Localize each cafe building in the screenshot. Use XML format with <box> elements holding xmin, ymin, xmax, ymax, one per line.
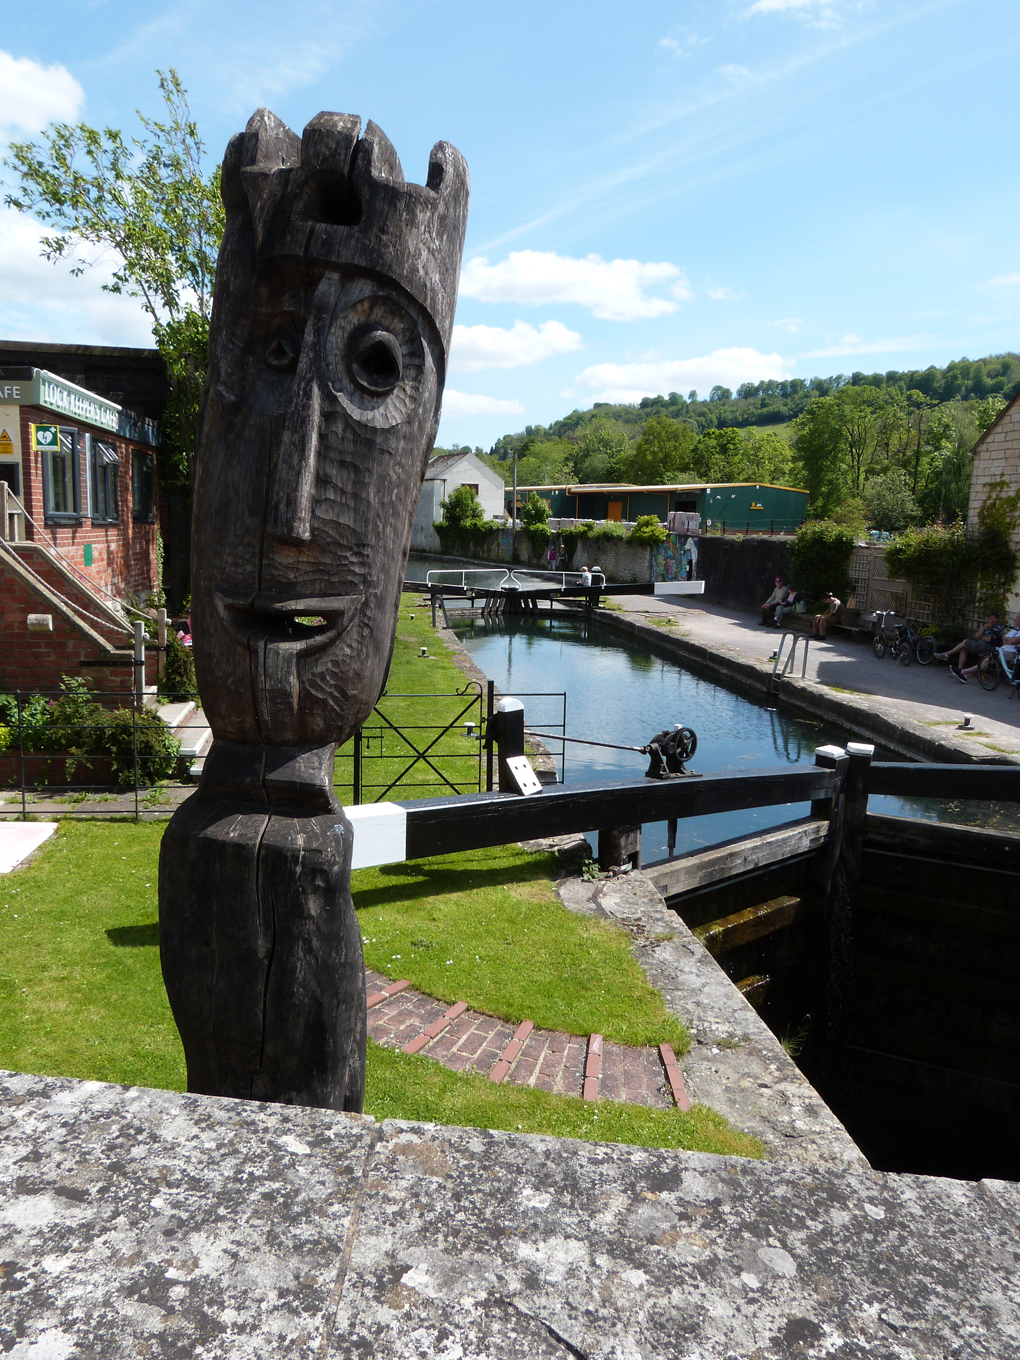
<box><xmin>0</xmin><ymin>366</ymin><xmax>161</xmax><ymax>601</ymax></box>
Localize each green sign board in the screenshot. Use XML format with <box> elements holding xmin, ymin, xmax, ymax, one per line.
<box><xmin>31</xmin><ymin>424</ymin><xmax>59</xmax><ymax>451</ymax></box>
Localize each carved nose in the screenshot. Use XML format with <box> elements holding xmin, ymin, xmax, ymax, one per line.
<box><xmin>267</xmin><ymin>326</ymin><xmax>320</xmax><ymax>545</ymax></box>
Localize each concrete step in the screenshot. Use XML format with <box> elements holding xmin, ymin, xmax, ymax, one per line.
<box><xmin>181</xmin><ymin>706</ymin><xmax>212</xmax><ymax>780</ymax></box>
<box><xmin>157</xmin><ymin>700</ymin><xmax>196</xmax><ymax>729</ymax></box>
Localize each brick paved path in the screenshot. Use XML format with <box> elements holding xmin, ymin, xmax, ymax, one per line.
<box><xmin>366</xmin><ymin>968</ymin><xmax>688</xmax><ymax>1110</ymax></box>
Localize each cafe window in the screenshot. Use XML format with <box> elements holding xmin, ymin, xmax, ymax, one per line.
<box><xmin>43</xmin><ymin>427</ymin><xmax>81</xmax><ymax>522</ymax></box>
<box><xmin>90</xmin><ymin>439</ymin><xmax>120</xmax><ymax>522</ymax></box>
<box><xmin>131</xmin><ymin>450</ymin><xmax>155</xmax><ymax>522</ymax></box>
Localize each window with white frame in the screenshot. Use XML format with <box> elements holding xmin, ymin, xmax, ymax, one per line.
<box><xmin>90</xmin><ymin>439</ymin><xmax>120</xmax><ymax>522</ymax></box>
<box><xmin>43</xmin><ymin>427</ymin><xmax>81</xmax><ymax>521</ymax></box>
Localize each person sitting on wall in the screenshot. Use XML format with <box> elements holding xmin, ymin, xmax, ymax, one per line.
<box><xmin>1001</xmin><ymin>611</ymin><xmax>1020</xmax><ymax>671</ymax></box>
<box><xmin>812</xmin><ymin>592</ymin><xmax>841</xmax><ymax>638</ymax></box>
<box><xmin>938</xmin><ymin>612</ymin><xmax>1004</xmax><ymax>684</ymax></box>
<box><xmin>761</xmin><ymin>577</ymin><xmax>787</xmax><ymax>626</ymax></box>
<box><xmin>773</xmin><ymin>586</ymin><xmax>799</xmax><ymax>627</ymax></box>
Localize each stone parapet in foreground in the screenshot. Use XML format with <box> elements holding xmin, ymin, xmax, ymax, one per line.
<box><xmin>1</xmin><ymin>1071</ymin><xmax>1018</xmax><ymax>1358</ymax></box>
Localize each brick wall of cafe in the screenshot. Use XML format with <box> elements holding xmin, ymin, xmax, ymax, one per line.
<box><xmin>15</xmin><ymin>403</ymin><xmax>158</xmax><ymax>602</ymax></box>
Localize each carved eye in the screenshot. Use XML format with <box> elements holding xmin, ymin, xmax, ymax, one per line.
<box><xmin>264</xmin><ymin>311</ymin><xmax>305</xmax><ymax>372</ymax></box>
<box><xmin>348</xmin><ymin>326</ymin><xmax>402</xmax><ymax>395</ymax></box>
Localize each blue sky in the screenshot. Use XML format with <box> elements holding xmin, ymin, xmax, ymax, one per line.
<box><xmin>0</xmin><ymin>0</ymin><xmax>1017</xmax><ymax>448</ymax></box>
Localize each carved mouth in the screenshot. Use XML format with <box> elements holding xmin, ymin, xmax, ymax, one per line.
<box><xmin>215</xmin><ymin>589</ymin><xmax>363</xmax><ymax>656</ymax></box>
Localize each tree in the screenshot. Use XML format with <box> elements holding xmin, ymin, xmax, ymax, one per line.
<box><xmin>520</xmin><ymin>490</ymin><xmax>550</xmax><ymax>528</ymax></box>
<box><xmin>628</xmin><ymin>416</ymin><xmax>696</xmax><ymax>484</ymax></box>
<box><xmin>739</xmin><ymin>428</ymin><xmax>794</xmax><ymax>485</ymax></box>
<box><xmin>572</xmin><ymin>417</ymin><xmax>631</xmax><ymax>482</ymax></box>
<box><xmin>516</xmin><ymin>438</ymin><xmax>574</xmax><ymax>487</ymax></box>
<box><xmin>863</xmin><ymin>469</ymin><xmax>919</xmax><ymax>531</ymax></box>
<box><xmin>792</xmin><ymin>384</ymin><xmax>899</xmax><ymax>514</ymax></box>
<box><xmin>440</xmin><ymin>484</ymin><xmax>485</xmax><ymax>530</ymax></box>
<box><xmin>690</xmin><ymin>428</ymin><xmax>744</xmax><ymax>481</ymax></box>
<box><xmin>4</xmin><ymin>70</ymin><xmax>224</xmax><ymax>486</ymax></box>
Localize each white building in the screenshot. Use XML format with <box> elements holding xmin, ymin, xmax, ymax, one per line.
<box><xmin>412</xmin><ymin>451</ymin><xmax>506</xmax><ymax>553</ymax></box>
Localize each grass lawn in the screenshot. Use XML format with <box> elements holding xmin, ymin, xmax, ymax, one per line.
<box><xmin>355</xmin><ymin>845</ymin><xmax>689</xmax><ymax>1050</ymax></box>
<box><xmin>335</xmin><ymin>595</ymin><xmax>486</xmax><ymax>802</ymax></box>
<box><xmin>0</xmin><ymin>819</ymin><xmax>761</xmax><ymax>1156</ymax></box>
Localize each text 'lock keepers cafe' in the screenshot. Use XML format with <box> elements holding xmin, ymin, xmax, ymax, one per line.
<box><xmin>0</xmin><ymin>367</ymin><xmax>161</xmax><ymax>602</ymax></box>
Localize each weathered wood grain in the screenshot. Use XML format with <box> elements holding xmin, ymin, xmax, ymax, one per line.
<box><xmin>160</xmin><ymin>109</ymin><xmax>468</xmax><ymax>1111</ymax></box>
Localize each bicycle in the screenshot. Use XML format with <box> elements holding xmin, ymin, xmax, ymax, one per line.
<box><xmin>871</xmin><ymin>612</ymin><xmax>935</xmax><ymax>666</ymax></box>
<box><xmin>975</xmin><ymin>643</ymin><xmax>1020</xmax><ymax>693</ymax></box>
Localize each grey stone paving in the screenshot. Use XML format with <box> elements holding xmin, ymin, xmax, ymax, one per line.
<box><xmin>557</xmin><ymin>865</ymin><xmax>868</xmax><ymax>1172</ymax></box>
<box><xmin>2</xmin><ymin>1071</ymin><xmax>1018</xmax><ymax>1358</ymax></box>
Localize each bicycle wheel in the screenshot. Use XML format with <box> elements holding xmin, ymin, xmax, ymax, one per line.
<box><xmin>978</xmin><ymin>656</ymin><xmax>1001</xmax><ymax>691</ymax></box>
<box><xmin>898</xmin><ymin>645</ymin><xmax>912</xmax><ymax>666</ymax></box>
<box><xmin>916</xmin><ymin>635</ymin><xmax>936</xmax><ymax>665</ymax></box>
<box><xmin>872</xmin><ymin>633</ymin><xmax>887</xmax><ymax>659</ymax></box>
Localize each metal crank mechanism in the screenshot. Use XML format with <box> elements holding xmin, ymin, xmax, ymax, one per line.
<box><xmin>643</xmin><ymin>726</ymin><xmax>698</xmax><ymax>779</ymax></box>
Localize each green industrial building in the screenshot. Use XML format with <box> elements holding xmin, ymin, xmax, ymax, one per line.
<box><xmin>506</xmin><ymin>482</ymin><xmax>809</xmax><ymax>534</ymax></box>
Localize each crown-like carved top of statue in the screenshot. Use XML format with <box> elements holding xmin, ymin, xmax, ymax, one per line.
<box><xmin>220</xmin><ymin>109</ymin><xmax>469</xmax><ymax>356</ymax></box>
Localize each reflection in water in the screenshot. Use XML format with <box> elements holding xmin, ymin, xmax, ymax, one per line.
<box><xmin>411</xmin><ymin>557</ymin><xmax>1020</xmax><ymax>842</ymax></box>
<box><xmin>451</xmin><ymin>611</ymin><xmax>866</xmax><ymax>862</ymax></box>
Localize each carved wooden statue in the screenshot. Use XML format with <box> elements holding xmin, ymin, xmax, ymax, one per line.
<box><xmin>158</xmin><ymin>110</ymin><xmax>468</xmax><ymax>1110</ymax></box>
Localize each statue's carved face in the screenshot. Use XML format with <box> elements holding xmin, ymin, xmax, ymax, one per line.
<box><xmin>191</xmin><ymin>258</ymin><xmax>441</xmax><ymax>748</ymax></box>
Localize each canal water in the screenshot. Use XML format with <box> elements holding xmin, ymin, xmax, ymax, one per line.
<box><xmin>438</xmin><ymin>603</ymin><xmax>1007</xmax><ymax>860</ymax></box>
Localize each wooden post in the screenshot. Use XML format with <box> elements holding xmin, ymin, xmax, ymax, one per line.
<box><xmin>841</xmin><ymin>742</ymin><xmax>875</xmax><ymax>886</ymax></box>
<box><xmin>156</xmin><ymin>608</ymin><xmax>167</xmax><ymax>680</ymax></box>
<box><xmin>598</xmin><ymin>825</ymin><xmax>641</xmax><ymax>871</ymax></box>
<box><xmin>158</xmin><ymin>108</ymin><xmax>469</xmax><ymax>1114</ymax></box>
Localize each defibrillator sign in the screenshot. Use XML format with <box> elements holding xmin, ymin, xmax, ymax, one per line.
<box><xmin>31</xmin><ymin>424</ymin><xmax>59</xmax><ymax>451</ymax></box>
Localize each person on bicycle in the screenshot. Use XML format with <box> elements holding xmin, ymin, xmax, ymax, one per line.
<box><xmin>939</xmin><ymin>612</ymin><xmax>1003</xmax><ymax>683</ymax></box>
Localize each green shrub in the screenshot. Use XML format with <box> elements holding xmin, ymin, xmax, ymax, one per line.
<box><xmin>787</xmin><ymin>519</ymin><xmax>855</xmax><ymax>602</ymax></box>
<box><xmin>0</xmin><ymin>677</ymin><xmax>181</xmax><ymax>785</ymax></box>
<box><xmin>884</xmin><ymin>520</ymin><xmax>975</xmax><ymax>594</ymax></box>
<box><xmin>559</xmin><ymin>523</ymin><xmax>592</xmax><ymax>564</ymax></box>
<box><xmin>629</xmin><ymin>515</ymin><xmax>667</xmax><ymax>545</ymax></box>
<box><xmin>159</xmin><ymin>629</ymin><xmax>197</xmax><ymax>696</ymax></box>
<box><xmin>0</xmin><ymin>724</ymin><xmax>10</xmax><ymax>753</ymax></box>
<box><xmin>526</xmin><ymin>523</ymin><xmax>552</xmax><ymax>555</ymax></box>
<box><xmin>589</xmin><ymin>522</ymin><xmax>628</xmax><ymax>542</ymax></box>
<box><xmin>520</xmin><ymin>491</ymin><xmax>550</xmax><ymax>529</ymax></box>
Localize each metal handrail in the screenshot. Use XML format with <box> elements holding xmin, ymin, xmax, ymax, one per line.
<box><xmin>426</xmin><ymin>567</ymin><xmax>511</xmax><ymax>588</ymax></box>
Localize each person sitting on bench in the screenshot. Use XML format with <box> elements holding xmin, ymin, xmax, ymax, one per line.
<box><xmin>773</xmin><ymin>586</ymin><xmax>799</xmax><ymax>627</ymax></box>
<box><xmin>761</xmin><ymin>577</ymin><xmax>787</xmax><ymax>625</ymax></box>
<box><xmin>939</xmin><ymin>612</ymin><xmax>1003</xmax><ymax>683</ymax></box>
<box><xmin>812</xmin><ymin>592</ymin><xmax>841</xmax><ymax>638</ymax></box>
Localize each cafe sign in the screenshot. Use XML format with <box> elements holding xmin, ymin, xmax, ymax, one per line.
<box><xmin>1</xmin><ymin>369</ymin><xmax>121</xmax><ymax>433</ymax></box>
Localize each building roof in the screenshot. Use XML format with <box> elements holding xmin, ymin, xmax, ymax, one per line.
<box><xmin>425</xmin><ymin>450</ymin><xmax>503</xmax><ymax>481</ymax></box>
<box><xmin>512</xmin><ymin>481</ymin><xmax>810</xmax><ymax>495</ymax></box>
<box><xmin>0</xmin><ymin>339</ymin><xmax>168</xmax><ymax>420</ymax></box>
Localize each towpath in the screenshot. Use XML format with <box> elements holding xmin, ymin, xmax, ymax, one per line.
<box><xmin>587</xmin><ymin>593</ymin><xmax>1020</xmax><ymax>764</ymax></box>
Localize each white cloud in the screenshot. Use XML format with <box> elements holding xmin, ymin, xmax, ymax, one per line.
<box><xmin>0</xmin><ymin>208</ymin><xmax>154</xmax><ymax>346</ymax></box>
<box><xmin>459</xmin><ymin>250</ymin><xmax>689</xmax><ymax>322</ymax></box>
<box><xmin>985</xmin><ymin>271</ymin><xmax>1020</xmax><ymax>287</ymax></box>
<box><xmin>802</xmin><ymin>333</ymin><xmax>931</xmax><ymax>358</ymax></box>
<box><xmin>746</xmin><ymin>0</ymin><xmax>845</xmax><ymax>25</ymax></box>
<box><xmin>771</xmin><ymin>317</ymin><xmax>803</xmax><ymax>333</ymax></box>
<box><xmin>575</xmin><ymin>347</ymin><xmax>791</xmax><ymax>404</ymax></box>
<box><xmin>706</xmin><ymin>286</ymin><xmax>744</xmax><ymax>300</ymax></box>
<box><xmin>442</xmin><ymin>390</ymin><xmax>526</xmax><ymax>417</ymax></box>
<box><xmin>0</xmin><ymin>50</ymin><xmax>84</xmax><ymax>141</ymax></box>
<box><xmin>449</xmin><ymin>320</ymin><xmax>583</xmax><ymax>373</ymax></box>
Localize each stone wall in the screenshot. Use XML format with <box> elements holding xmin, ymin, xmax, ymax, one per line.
<box><xmin>694</xmin><ymin>535</ymin><xmax>793</xmax><ymax>611</ymax></box>
<box><xmin>968</xmin><ymin>392</ymin><xmax>1020</xmax><ymax>614</ymax></box>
